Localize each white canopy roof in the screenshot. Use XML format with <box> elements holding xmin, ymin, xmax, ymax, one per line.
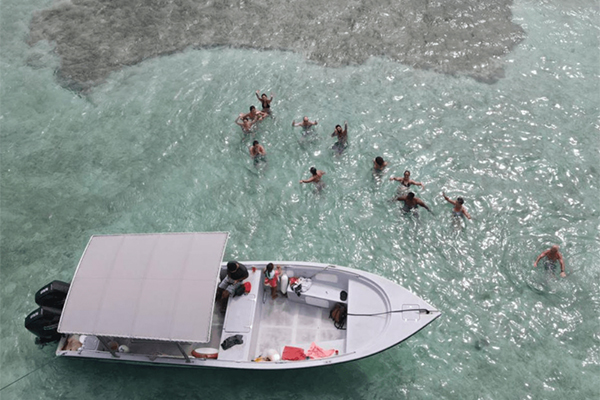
<box><xmin>58</xmin><ymin>232</ymin><xmax>228</xmax><ymax>343</ymax></box>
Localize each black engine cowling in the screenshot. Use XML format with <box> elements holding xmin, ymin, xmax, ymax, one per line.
<box><xmin>24</xmin><ymin>306</ymin><xmax>63</xmax><ymax>344</ymax></box>
<box><xmin>35</xmin><ymin>280</ymin><xmax>70</xmax><ymax>309</ymax></box>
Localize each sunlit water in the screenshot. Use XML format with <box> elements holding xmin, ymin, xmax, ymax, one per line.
<box><xmin>1</xmin><ymin>0</ymin><xmax>599</xmax><ymax>399</ymax></box>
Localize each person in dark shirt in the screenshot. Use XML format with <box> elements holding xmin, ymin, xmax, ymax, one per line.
<box><xmin>217</xmin><ymin>261</ymin><xmax>249</xmax><ymax>301</ymax></box>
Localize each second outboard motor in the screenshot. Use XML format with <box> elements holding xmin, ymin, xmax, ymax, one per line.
<box><xmin>24</xmin><ymin>306</ymin><xmax>63</xmax><ymax>345</ymax></box>
<box><xmin>35</xmin><ymin>280</ymin><xmax>70</xmax><ymax>309</ymax></box>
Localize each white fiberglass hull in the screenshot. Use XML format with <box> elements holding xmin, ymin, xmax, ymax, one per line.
<box><xmin>56</xmin><ymin>262</ymin><xmax>440</xmax><ymax>370</ymax></box>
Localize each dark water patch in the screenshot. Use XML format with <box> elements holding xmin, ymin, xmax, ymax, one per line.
<box><xmin>28</xmin><ymin>0</ymin><xmax>525</xmax><ymax>90</ymax></box>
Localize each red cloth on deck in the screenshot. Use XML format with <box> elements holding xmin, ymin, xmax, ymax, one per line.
<box><xmin>281</xmin><ymin>346</ymin><xmax>307</xmax><ymax>361</ymax></box>
<box><xmin>306</xmin><ymin>342</ymin><xmax>337</xmax><ymax>359</ymax></box>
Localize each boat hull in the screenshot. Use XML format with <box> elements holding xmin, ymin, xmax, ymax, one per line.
<box><xmin>55</xmin><ymin>261</ymin><xmax>440</xmax><ymax>370</ymax></box>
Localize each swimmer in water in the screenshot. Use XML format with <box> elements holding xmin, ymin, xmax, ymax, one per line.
<box><xmin>442</xmin><ymin>193</ymin><xmax>472</xmax><ymax>219</ymax></box>
<box><xmin>242</xmin><ymin>105</ymin><xmax>266</xmax><ymax>122</ymax></box>
<box><xmin>534</xmin><ymin>245</ymin><xmax>566</xmax><ymax>277</ymax></box>
<box><xmin>331</xmin><ymin>122</ymin><xmax>348</xmax><ymax>153</ymax></box>
<box><xmin>300</xmin><ymin>167</ymin><xmax>326</xmax><ymax>184</ymax></box>
<box><xmin>256</xmin><ymin>91</ymin><xmax>274</xmax><ymax>114</ymax></box>
<box><xmin>249</xmin><ymin>140</ymin><xmax>266</xmax><ymax>158</ymax></box>
<box><xmin>373</xmin><ymin>157</ymin><xmax>388</xmax><ymax>171</ymax></box>
<box><xmin>395</xmin><ymin>192</ymin><xmax>432</xmax><ymax>213</ymax></box>
<box><xmin>390</xmin><ymin>170</ymin><xmax>424</xmax><ymax>189</ymax></box>
<box><xmin>292</xmin><ymin>117</ymin><xmax>318</xmax><ymax>129</ymax></box>
<box><xmin>235</xmin><ymin>114</ymin><xmax>257</xmax><ymax>133</ymax></box>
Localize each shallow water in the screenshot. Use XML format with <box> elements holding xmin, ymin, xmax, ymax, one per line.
<box><xmin>1</xmin><ymin>0</ymin><xmax>599</xmax><ymax>399</ymax></box>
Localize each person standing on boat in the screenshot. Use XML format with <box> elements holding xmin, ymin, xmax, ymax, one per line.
<box><xmin>534</xmin><ymin>245</ymin><xmax>566</xmax><ymax>277</ymax></box>
<box><xmin>442</xmin><ymin>192</ymin><xmax>471</xmax><ymax>220</ymax></box>
<box><xmin>331</xmin><ymin>122</ymin><xmax>348</xmax><ymax>153</ymax></box>
<box><xmin>264</xmin><ymin>263</ymin><xmax>282</xmax><ymax>299</ymax></box>
<box><xmin>390</xmin><ymin>170</ymin><xmax>424</xmax><ymax>190</ymax></box>
<box><xmin>256</xmin><ymin>91</ymin><xmax>274</xmax><ymax>115</ymax></box>
<box><xmin>395</xmin><ymin>192</ymin><xmax>432</xmax><ymax>213</ymax></box>
<box><xmin>217</xmin><ymin>261</ymin><xmax>249</xmax><ymax>301</ymax></box>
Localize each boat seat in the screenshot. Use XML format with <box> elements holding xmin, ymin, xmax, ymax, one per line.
<box><xmin>287</xmin><ymin>282</ymin><xmax>347</xmax><ymax>309</ymax></box>
<box><xmin>217</xmin><ymin>269</ymin><xmax>262</xmax><ymax>361</ymax></box>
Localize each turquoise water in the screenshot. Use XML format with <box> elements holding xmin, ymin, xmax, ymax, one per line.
<box><xmin>1</xmin><ymin>0</ymin><xmax>599</xmax><ymax>399</ymax></box>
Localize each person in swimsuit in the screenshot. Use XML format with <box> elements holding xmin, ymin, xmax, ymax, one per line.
<box><xmin>292</xmin><ymin>116</ymin><xmax>318</xmax><ymax>129</ymax></box>
<box><xmin>373</xmin><ymin>157</ymin><xmax>388</xmax><ymax>171</ymax></box>
<box><xmin>249</xmin><ymin>140</ymin><xmax>266</xmax><ymax>160</ymax></box>
<box><xmin>396</xmin><ymin>192</ymin><xmax>431</xmax><ymax>213</ymax></box>
<box><xmin>390</xmin><ymin>170</ymin><xmax>424</xmax><ymax>189</ymax></box>
<box><xmin>442</xmin><ymin>193</ymin><xmax>472</xmax><ymax>219</ymax></box>
<box><xmin>242</xmin><ymin>105</ymin><xmax>266</xmax><ymax>122</ymax></box>
<box><xmin>534</xmin><ymin>245</ymin><xmax>566</xmax><ymax>277</ymax></box>
<box><xmin>256</xmin><ymin>91</ymin><xmax>274</xmax><ymax>114</ymax></box>
<box><xmin>235</xmin><ymin>114</ymin><xmax>257</xmax><ymax>133</ymax></box>
<box><xmin>300</xmin><ymin>167</ymin><xmax>326</xmax><ymax>184</ymax></box>
<box><xmin>331</xmin><ymin>122</ymin><xmax>348</xmax><ymax>153</ymax></box>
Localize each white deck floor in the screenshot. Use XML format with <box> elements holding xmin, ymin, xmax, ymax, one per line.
<box><xmin>251</xmin><ymin>294</ymin><xmax>346</xmax><ymax>359</ymax></box>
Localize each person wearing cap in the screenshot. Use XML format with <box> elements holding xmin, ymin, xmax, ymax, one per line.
<box><xmin>217</xmin><ymin>261</ymin><xmax>249</xmax><ymax>301</ymax></box>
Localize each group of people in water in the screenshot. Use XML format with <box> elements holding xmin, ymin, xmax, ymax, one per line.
<box><xmin>234</xmin><ymin>90</ymin><xmax>567</xmax><ymax>278</ymax></box>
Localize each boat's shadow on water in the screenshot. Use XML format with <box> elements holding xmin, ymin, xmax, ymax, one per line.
<box><xmin>53</xmin><ymin>356</ymin><xmax>380</xmax><ymax>399</ymax></box>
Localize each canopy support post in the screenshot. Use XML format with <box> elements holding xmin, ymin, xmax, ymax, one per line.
<box><xmin>176</xmin><ymin>343</ymin><xmax>191</xmax><ymax>363</ymax></box>
<box><xmin>98</xmin><ymin>337</ymin><xmax>120</xmax><ymax>358</ymax></box>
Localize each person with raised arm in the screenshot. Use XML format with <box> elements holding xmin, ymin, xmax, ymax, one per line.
<box><xmin>390</xmin><ymin>170</ymin><xmax>424</xmax><ymax>189</ymax></box>
<box><xmin>235</xmin><ymin>114</ymin><xmax>257</xmax><ymax>133</ymax></box>
<box><xmin>292</xmin><ymin>116</ymin><xmax>318</xmax><ymax>129</ymax></box>
<box><xmin>256</xmin><ymin>91</ymin><xmax>274</xmax><ymax>114</ymax></box>
<box><xmin>442</xmin><ymin>192</ymin><xmax>471</xmax><ymax>220</ymax></box>
<box><xmin>331</xmin><ymin>122</ymin><xmax>348</xmax><ymax>153</ymax></box>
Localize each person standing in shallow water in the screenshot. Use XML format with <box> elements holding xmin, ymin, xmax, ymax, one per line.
<box><xmin>390</xmin><ymin>170</ymin><xmax>424</xmax><ymax>189</ymax></box>
<box><xmin>242</xmin><ymin>105</ymin><xmax>266</xmax><ymax>122</ymax></box>
<box><xmin>300</xmin><ymin>167</ymin><xmax>326</xmax><ymax>184</ymax></box>
<box><xmin>235</xmin><ymin>114</ymin><xmax>257</xmax><ymax>133</ymax></box>
<box><xmin>534</xmin><ymin>245</ymin><xmax>566</xmax><ymax>277</ymax></box>
<box><xmin>442</xmin><ymin>192</ymin><xmax>471</xmax><ymax>220</ymax></box>
<box><xmin>256</xmin><ymin>91</ymin><xmax>274</xmax><ymax>115</ymax></box>
<box><xmin>292</xmin><ymin>116</ymin><xmax>318</xmax><ymax>130</ymax></box>
<box><xmin>373</xmin><ymin>156</ymin><xmax>388</xmax><ymax>171</ymax></box>
<box><xmin>331</xmin><ymin>122</ymin><xmax>348</xmax><ymax>153</ymax></box>
<box><xmin>249</xmin><ymin>140</ymin><xmax>266</xmax><ymax>159</ymax></box>
<box><xmin>396</xmin><ymin>192</ymin><xmax>432</xmax><ymax>213</ymax></box>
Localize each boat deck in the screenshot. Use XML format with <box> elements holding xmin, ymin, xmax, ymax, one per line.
<box><xmin>251</xmin><ymin>294</ymin><xmax>346</xmax><ymax>359</ymax></box>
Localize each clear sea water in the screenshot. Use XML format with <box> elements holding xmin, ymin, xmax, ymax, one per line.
<box><xmin>1</xmin><ymin>0</ymin><xmax>599</xmax><ymax>399</ymax></box>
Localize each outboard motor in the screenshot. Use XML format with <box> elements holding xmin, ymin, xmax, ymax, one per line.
<box><xmin>35</xmin><ymin>280</ymin><xmax>70</xmax><ymax>309</ymax></box>
<box><xmin>24</xmin><ymin>306</ymin><xmax>62</xmax><ymax>345</ymax></box>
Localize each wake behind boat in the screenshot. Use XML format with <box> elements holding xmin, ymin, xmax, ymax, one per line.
<box><xmin>25</xmin><ymin>232</ymin><xmax>440</xmax><ymax>370</ymax></box>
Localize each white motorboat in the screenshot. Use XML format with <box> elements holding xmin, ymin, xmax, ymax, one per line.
<box><xmin>25</xmin><ymin>232</ymin><xmax>440</xmax><ymax>369</ymax></box>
